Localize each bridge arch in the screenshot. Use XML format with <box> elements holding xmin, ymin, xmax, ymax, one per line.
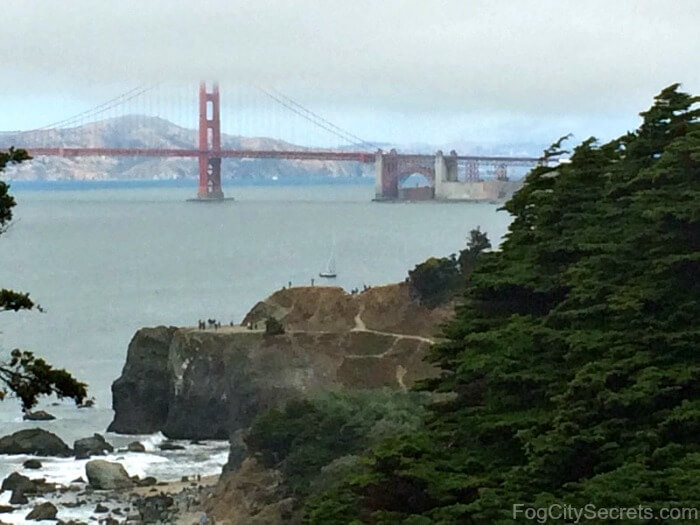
<box><xmin>375</xmin><ymin>152</ymin><xmax>437</xmax><ymax>200</ymax></box>
<box><xmin>398</xmin><ymin>169</ymin><xmax>435</xmax><ymax>200</ymax></box>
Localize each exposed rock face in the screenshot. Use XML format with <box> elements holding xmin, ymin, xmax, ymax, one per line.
<box><xmin>110</xmin><ymin>327</ymin><xmax>434</xmax><ymax>439</ymax></box>
<box><xmin>109</xmin><ymin>285</ymin><xmax>446</xmax><ymax>440</ymax></box>
<box><xmin>85</xmin><ymin>460</ymin><xmax>135</xmax><ymax>490</ymax></box>
<box><xmin>0</xmin><ymin>429</ymin><xmax>71</xmax><ymax>457</ymax></box>
<box><xmin>108</xmin><ymin>326</ymin><xmax>177</xmax><ymax>434</ymax></box>
<box><xmin>207</xmin><ymin>457</ymin><xmax>288</xmax><ymax>525</ymax></box>
<box><xmin>224</xmin><ymin>430</ymin><xmax>248</xmax><ymax>474</ymax></box>
<box><xmin>74</xmin><ymin>434</ymin><xmax>114</xmax><ymax>459</ymax></box>
<box><xmin>25</xmin><ymin>501</ymin><xmax>57</xmax><ymax>521</ymax></box>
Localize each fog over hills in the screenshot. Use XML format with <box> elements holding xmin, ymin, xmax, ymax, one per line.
<box><xmin>0</xmin><ymin>116</ymin><xmax>545</xmax><ymax>181</ymax></box>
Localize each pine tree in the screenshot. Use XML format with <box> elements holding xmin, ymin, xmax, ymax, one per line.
<box><xmin>305</xmin><ymin>85</ymin><xmax>700</xmax><ymax>523</ymax></box>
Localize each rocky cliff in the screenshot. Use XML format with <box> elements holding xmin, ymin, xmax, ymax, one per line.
<box><xmin>108</xmin><ymin>284</ymin><xmax>450</xmax><ymax>440</ymax></box>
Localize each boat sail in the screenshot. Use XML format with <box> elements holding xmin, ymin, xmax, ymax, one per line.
<box><xmin>319</xmin><ymin>242</ymin><xmax>337</xmax><ymax>278</ymax></box>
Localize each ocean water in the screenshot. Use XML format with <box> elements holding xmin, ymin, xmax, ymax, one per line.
<box><xmin>0</xmin><ymin>180</ymin><xmax>513</xmax><ymax>490</ymax></box>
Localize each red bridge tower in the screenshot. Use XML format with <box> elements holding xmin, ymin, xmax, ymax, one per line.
<box><xmin>197</xmin><ymin>82</ymin><xmax>224</xmax><ymax>200</ymax></box>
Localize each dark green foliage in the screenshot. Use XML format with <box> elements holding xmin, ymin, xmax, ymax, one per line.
<box><xmin>408</xmin><ymin>228</ymin><xmax>491</xmax><ymax>308</ymax></box>
<box><xmin>408</xmin><ymin>256</ymin><xmax>460</xmax><ymax>307</ymax></box>
<box><xmin>264</xmin><ymin>316</ymin><xmax>285</xmax><ymax>335</ymax></box>
<box><xmin>458</xmin><ymin>226</ymin><xmax>491</xmax><ymax>275</ymax></box>
<box><xmin>0</xmin><ymin>289</ymin><xmax>36</xmax><ymax>312</ymax></box>
<box><xmin>306</xmin><ymin>85</ymin><xmax>700</xmax><ymax>523</ymax></box>
<box><xmin>0</xmin><ymin>147</ymin><xmax>30</xmax><ymax>233</ymax></box>
<box><xmin>245</xmin><ymin>390</ymin><xmax>430</xmax><ymax>501</ymax></box>
<box><xmin>1</xmin><ymin>148</ymin><xmax>88</xmax><ymax>411</ymax></box>
<box><xmin>0</xmin><ymin>349</ymin><xmax>88</xmax><ymax>409</ymax></box>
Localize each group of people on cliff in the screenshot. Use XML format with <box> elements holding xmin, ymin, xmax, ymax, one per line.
<box><xmin>197</xmin><ymin>319</ymin><xmax>233</xmax><ymax>330</ymax></box>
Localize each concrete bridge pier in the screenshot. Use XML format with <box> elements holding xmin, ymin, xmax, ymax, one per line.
<box><xmin>434</xmin><ymin>150</ymin><xmax>459</xmax><ymax>199</ymax></box>
<box><xmin>374</xmin><ymin>150</ymin><xmax>384</xmax><ymax>199</ymax></box>
<box><xmin>435</xmin><ymin>151</ymin><xmax>445</xmax><ymax>198</ymax></box>
<box><xmin>374</xmin><ymin>149</ymin><xmax>400</xmax><ymax>200</ymax></box>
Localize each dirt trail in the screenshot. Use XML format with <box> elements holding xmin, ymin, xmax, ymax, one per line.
<box><xmin>353</xmin><ymin>304</ymin><xmax>367</xmax><ymax>330</ymax></box>
<box><xmin>189</xmin><ymin>315</ymin><xmax>435</xmax><ymax>344</ymax></box>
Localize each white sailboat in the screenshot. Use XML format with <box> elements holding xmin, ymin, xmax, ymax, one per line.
<box><xmin>319</xmin><ymin>241</ymin><xmax>337</xmax><ymax>278</ymax></box>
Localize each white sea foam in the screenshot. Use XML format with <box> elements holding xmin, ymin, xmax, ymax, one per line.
<box><xmin>0</xmin><ymin>435</ymin><xmax>229</xmax><ymax>523</ymax></box>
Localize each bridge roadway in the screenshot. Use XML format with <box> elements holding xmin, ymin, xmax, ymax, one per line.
<box><xmin>25</xmin><ymin>148</ymin><xmax>541</xmax><ymax>165</ymax></box>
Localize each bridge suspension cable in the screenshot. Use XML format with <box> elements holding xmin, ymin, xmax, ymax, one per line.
<box><xmin>256</xmin><ymin>87</ymin><xmax>379</xmax><ymax>151</ymax></box>
<box><xmin>264</xmin><ymin>87</ymin><xmax>379</xmax><ymax>150</ymax></box>
<box><xmin>18</xmin><ymin>82</ymin><xmax>378</xmax><ymax>152</ymax></box>
<box><xmin>23</xmin><ymin>84</ymin><xmax>159</xmax><ymax>133</ymax></box>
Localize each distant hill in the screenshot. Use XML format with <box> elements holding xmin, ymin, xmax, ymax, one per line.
<box><xmin>0</xmin><ymin>116</ymin><xmax>370</xmax><ymax>181</ymax></box>
<box><xmin>0</xmin><ymin>116</ymin><xmax>547</xmax><ymax>181</ymax></box>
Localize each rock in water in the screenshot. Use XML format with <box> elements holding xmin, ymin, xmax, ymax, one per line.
<box><xmin>78</xmin><ymin>397</ymin><xmax>95</xmax><ymax>408</ymax></box>
<box><xmin>127</xmin><ymin>441</ymin><xmax>145</xmax><ymax>452</ymax></box>
<box><xmin>23</xmin><ymin>459</ymin><xmax>42</xmax><ymax>469</ymax></box>
<box><xmin>25</xmin><ymin>501</ymin><xmax>57</xmax><ymax>521</ymax></box>
<box><xmin>73</xmin><ymin>433</ymin><xmax>114</xmax><ymax>459</ymax></box>
<box><xmin>0</xmin><ymin>429</ymin><xmax>71</xmax><ymax>457</ymax></box>
<box><xmin>9</xmin><ymin>490</ymin><xmax>28</xmax><ymax>504</ymax></box>
<box><xmin>23</xmin><ymin>410</ymin><xmax>56</xmax><ymax>421</ymax></box>
<box><xmin>85</xmin><ymin>460</ymin><xmax>135</xmax><ymax>490</ymax></box>
<box><xmin>1</xmin><ymin>472</ymin><xmax>34</xmax><ymax>493</ymax></box>
<box><xmin>158</xmin><ymin>442</ymin><xmax>184</xmax><ymax>451</ymax></box>
<box><xmin>2</xmin><ymin>472</ymin><xmax>35</xmax><ymax>506</ymax></box>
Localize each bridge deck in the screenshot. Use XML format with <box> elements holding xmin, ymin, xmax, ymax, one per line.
<box><xmin>24</xmin><ymin>148</ymin><xmax>541</xmax><ymax>164</ymax></box>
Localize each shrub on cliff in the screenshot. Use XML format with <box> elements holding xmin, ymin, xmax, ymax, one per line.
<box><xmin>245</xmin><ymin>390</ymin><xmax>431</xmax><ymax>500</ymax></box>
<box><xmin>408</xmin><ymin>255</ymin><xmax>461</xmax><ymax>308</ymax></box>
<box><xmin>0</xmin><ymin>148</ymin><xmax>87</xmax><ymax>411</ymax></box>
<box><xmin>264</xmin><ymin>316</ymin><xmax>285</xmax><ymax>335</ymax></box>
<box><xmin>305</xmin><ymin>85</ymin><xmax>700</xmax><ymax>523</ymax></box>
<box><xmin>408</xmin><ymin>228</ymin><xmax>491</xmax><ymax>308</ymax></box>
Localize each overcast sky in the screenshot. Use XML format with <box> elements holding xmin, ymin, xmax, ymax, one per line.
<box><xmin>1</xmin><ymin>0</ymin><xmax>698</xmax><ymax>148</ymax></box>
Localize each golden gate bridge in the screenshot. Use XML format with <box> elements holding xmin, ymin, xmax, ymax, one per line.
<box><xmin>7</xmin><ymin>82</ymin><xmax>544</xmax><ymax>201</ymax></box>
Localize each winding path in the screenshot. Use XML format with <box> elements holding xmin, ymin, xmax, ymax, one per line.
<box><xmin>350</xmin><ymin>304</ymin><xmax>434</xmax><ymax>344</ymax></box>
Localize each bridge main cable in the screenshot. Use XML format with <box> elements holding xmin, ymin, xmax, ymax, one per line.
<box><xmin>21</xmin><ymin>84</ymin><xmax>159</xmax><ymax>133</ymax></box>
<box><xmin>260</xmin><ymin>87</ymin><xmax>380</xmax><ymax>150</ymax></box>
<box><xmin>256</xmin><ymin>87</ymin><xmax>378</xmax><ymax>150</ymax></box>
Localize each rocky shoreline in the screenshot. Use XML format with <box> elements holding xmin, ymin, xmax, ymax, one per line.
<box><xmin>0</xmin><ymin>428</ymin><xmax>218</xmax><ymax>524</ymax></box>
<box><xmin>1</xmin><ymin>283</ymin><xmax>451</xmax><ymax>524</ymax></box>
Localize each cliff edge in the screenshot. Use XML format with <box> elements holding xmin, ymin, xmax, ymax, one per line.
<box><xmin>108</xmin><ymin>284</ymin><xmax>450</xmax><ymax>439</ymax></box>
